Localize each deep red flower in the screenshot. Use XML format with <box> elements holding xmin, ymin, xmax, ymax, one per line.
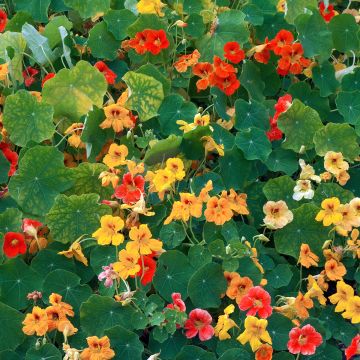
<box><xmin>266</xmin><ymin>123</ymin><xmax>283</xmax><ymax>141</ymax></box>
<box><xmin>144</xmin><ymin>29</ymin><xmax>169</xmax><ymax>55</ymax></box>
<box><xmin>212</xmin><ymin>56</ymin><xmax>237</xmax><ymax>78</ymax></box>
<box><xmin>3</xmin><ymin>232</ymin><xmax>27</xmax><ymax>258</ymax></box>
<box><xmin>94</xmin><ymin>61</ymin><xmax>117</xmax><ymax>85</ymax></box>
<box><xmin>126</xmin><ymin>31</ymin><xmax>148</xmax><ymax>55</ymax></box>
<box><xmin>114</xmin><ymin>172</ymin><xmax>145</xmax><ymax>204</ymax></box>
<box><xmin>22</xmin><ymin>66</ymin><xmax>39</xmax><ymax>87</ymax></box>
<box><xmin>239</xmin><ymin>286</ymin><xmax>273</xmax><ymax>318</ymax></box>
<box><xmin>319</xmin><ymin>2</ymin><xmax>336</xmax><ymax>22</ymax></box>
<box><xmin>166</xmin><ymin>293</ymin><xmax>186</xmax><ymax>312</ymax></box>
<box><xmin>41</xmin><ymin>73</ymin><xmax>55</xmax><ymax>87</ymax></box>
<box><xmin>345</xmin><ymin>334</ymin><xmax>360</xmax><ymax>360</ymax></box>
<box><xmin>224</xmin><ymin>42</ymin><xmax>245</xmax><ymax>64</ymax></box>
<box><xmin>274</xmin><ymin>94</ymin><xmax>292</xmax><ymax>114</ymax></box>
<box><xmin>270</xmin><ymin>29</ymin><xmax>294</xmax><ymax>55</ymax></box>
<box><xmin>22</xmin><ymin>219</ymin><xmax>43</xmax><ymax>238</ymax></box>
<box><xmin>287</xmin><ymin>324</ymin><xmax>323</xmax><ymax>355</ymax></box>
<box><xmin>0</xmin><ymin>10</ymin><xmax>7</xmax><ymax>32</ymax></box>
<box><xmin>0</xmin><ymin>142</ymin><xmax>18</xmax><ymax>176</ymax></box>
<box><xmin>184</xmin><ymin>309</ymin><xmax>214</xmax><ymax>341</ymax></box>
<box><xmin>277</xmin><ymin>43</ymin><xmax>311</xmax><ymax>76</ymax></box>
<box><xmin>193</xmin><ymin>62</ymin><xmax>213</xmax><ymax>92</ymax></box>
<box><xmin>136</xmin><ymin>255</ymin><xmax>156</xmax><ymax>286</ymax></box>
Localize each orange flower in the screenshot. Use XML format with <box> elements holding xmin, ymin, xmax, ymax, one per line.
<box><xmin>49</xmin><ymin>293</ymin><xmax>74</xmax><ymax>317</ymax></box>
<box><xmin>127</xmin><ymin>224</ymin><xmax>163</xmax><ymax>255</ymax></box>
<box><xmin>46</xmin><ymin>305</ymin><xmax>67</xmax><ymax>331</ymax></box>
<box><xmin>324</xmin><ymin>259</ymin><xmax>346</xmax><ymax>281</ymax></box>
<box><xmin>294</xmin><ymin>292</ymin><xmax>313</xmax><ymax>320</ymax></box>
<box><xmin>335</xmin><ymin>203</ymin><xmax>360</xmax><ymax>236</ymax></box>
<box><xmin>22</xmin><ymin>306</ymin><xmax>48</xmax><ymax>336</ymax></box>
<box><xmin>192</xmin><ymin>62</ymin><xmax>213</xmax><ymax>91</ymax></box>
<box><xmin>255</xmin><ymin>343</ymin><xmax>273</xmax><ymax>360</ymax></box>
<box><xmin>220</xmin><ymin>189</ymin><xmax>249</xmax><ymax>215</ymax></box>
<box><xmin>298</xmin><ymin>244</ymin><xmax>319</xmax><ymax>268</ymax></box>
<box><xmin>198</xmin><ymin>180</ymin><xmax>213</xmax><ymax>202</ymax></box>
<box><xmin>80</xmin><ymin>336</ymin><xmax>115</xmax><ymax>360</ymax></box>
<box><xmin>101</xmin><ymin>104</ymin><xmax>135</xmax><ymax>133</ymax></box>
<box><xmin>225</xmin><ymin>272</ymin><xmax>253</xmax><ymax>304</ymax></box>
<box><xmin>263</xmin><ymin>200</ymin><xmax>293</xmax><ymax>229</ymax></box>
<box><xmin>347</xmin><ymin>228</ymin><xmax>360</xmax><ymax>258</ymax></box>
<box><xmin>174</xmin><ymin>49</ymin><xmax>200</xmax><ymax>72</ymax></box>
<box><xmin>204</xmin><ymin>196</ymin><xmax>233</xmax><ymax>225</ymax></box>
<box><xmin>324</xmin><ymin>151</ymin><xmax>349</xmax><ymax>176</ymax></box>
<box><xmin>64</xmin><ymin>123</ymin><xmax>85</xmax><ymax>149</ymax></box>
<box><xmin>102</xmin><ymin>143</ymin><xmax>128</xmax><ymax>168</ymax></box>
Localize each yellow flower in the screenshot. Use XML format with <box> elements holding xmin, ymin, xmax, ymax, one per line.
<box><xmin>306</xmin><ymin>275</ymin><xmax>327</xmax><ymax>305</ymax></box>
<box><xmin>127</xmin><ymin>224</ymin><xmax>163</xmax><ymax>255</ymax></box>
<box><xmin>201</xmin><ymin>136</ymin><xmax>225</xmax><ymax>156</ymax></box>
<box><xmin>214</xmin><ymin>304</ymin><xmax>238</xmax><ymax>340</ymax></box>
<box><xmin>103</xmin><ymin>143</ymin><xmax>128</xmax><ymax>168</ymax></box>
<box><xmin>335</xmin><ymin>203</ymin><xmax>360</xmax><ymax>236</ymax></box>
<box><xmin>101</xmin><ymin>104</ymin><xmax>134</xmax><ymax>133</ymax></box>
<box><xmin>176</xmin><ymin>120</ymin><xmax>196</xmax><ymax>133</ymax></box>
<box><xmin>136</xmin><ymin>0</ymin><xmax>166</xmax><ymax>17</ymax></box>
<box><xmin>194</xmin><ymin>113</ymin><xmax>210</xmax><ymax>126</ymax></box>
<box><xmin>0</xmin><ymin>63</ymin><xmax>9</xmax><ymax>81</ymax></box>
<box><xmin>92</xmin><ymin>215</ymin><xmax>125</xmax><ymax>246</ymax></box>
<box><xmin>64</xmin><ymin>123</ymin><xmax>85</xmax><ymax>149</ymax></box>
<box><xmin>113</xmin><ymin>245</ymin><xmax>141</xmax><ymax>280</ymax></box>
<box><xmin>342</xmin><ymin>296</ymin><xmax>360</xmax><ymax>324</ymax></box>
<box><xmin>329</xmin><ymin>280</ymin><xmax>354</xmax><ymax>312</ymax></box>
<box><xmin>126</xmin><ymin>160</ymin><xmax>145</xmax><ymax>176</ymax></box>
<box><xmin>350</xmin><ymin>197</ymin><xmax>360</xmax><ymax>217</ymax></box>
<box><xmin>263</xmin><ymin>200</ymin><xmax>293</xmax><ymax>229</ymax></box>
<box><xmin>315</xmin><ymin>197</ymin><xmax>343</xmax><ymax>226</ymax></box>
<box><xmin>99</xmin><ymin>168</ymin><xmax>120</xmax><ymax>188</ymax></box>
<box><xmin>237</xmin><ymin>316</ymin><xmax>272</xmax><ymax>352</ymax></box>
<box><xmin>165</xmin><ymin>158</ymin><xmax>185</xmax><ymax>181</ymax></box>
<box><xmin>58</xmin><ymin>240</ymin><xmax>88</xmax><ymax>266</ymax></box>
<box><xmin>276</xmin><ymin>0</ymin><xmax>286</xmax><ymax>12</ymax></box>
<box><xmin>152</xmin><ymin>168</ymin><xmax>176</xmax><ymax>192</ymax></box>
<box><xmin>347</xmin><ymin>228</ymin><xmax>360</xmax><ymax>259</ymax></box>
<box><xmin>324</xmin><ymin>151</ymin><xmax>349</xmax><ymax>176</ymax></box>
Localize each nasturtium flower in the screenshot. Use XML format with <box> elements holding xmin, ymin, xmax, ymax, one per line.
<box><xmin>0</xmin><ymin>62</ymin><xmax>8</xmax><ymax>81</ymax></box>
<box><xmin>99</xmin><ymin>168</ymin><xmax>120</xmax><ymax>189</ymax></box>
<box><xmin>22</xmin><ymin>218</ymin><xmax>42</xmax><ymax>238</ymax></box>
<box><xmin>239</xmin><ymin>286</ymin><xmax>273</xmax><ymax>318</ymax></box>
<box><xmin>263</xmin><ymin>200</ymin><xmax>293</xmax><ymax>229</ymax></box>
<box><xmin>152</xmin><ymin>168</ymin><xmax>176</xmax><ymax>192</ymax></box>
<box><xmin>49</xmin><ymin>293</ymin><xmax>74</xmax><ymax>317</ymax></box>
<box><xmin>114</xmin><ymin>172</ymin><xmax>145</xmax><ymax>204</ymax></box>
<box><xmin>128</xmin><ymin>224</ymin><xmax>162</xmax><ymax>255</ymax></box>
<box><xmin>347</xmin><ymin>228</ymin><xmax>360</xmax><ymax>259</ymax></box>
<box><xmin>174</xmin><ymin>50</ymin><xmax>200</xmax><ymax>73</ymax></box>
<box><xmin>221</xmin><ymin>189</ymin><xmax>249</xmax><ymax>215</ymax></box>
<box><xmin>101</xmin><ymin>104</ymin><xmax>135</xmax><ymax>133</ymax></box>
<box><xmin>92</xmin><ymin>215</ymin><xmax>125</xmax><ymax>246</ymax></box>
<box><xmin>64</xmin><ymin>123</ymin><xmax>85</xmax><ymax>149</ymax></box>
<box><xmin>270</xmin><ymin>29</ymin><xmax>294</xmax><ymax>56</ymax></box>
<box><xmin>299</xmin><ymin>159</ymin><xmax>321</xmax><ymax>183</ymax></box>
<box><xmin>41</xmin><ymin>72</ymin><xmax>55</xmax><ymax>87</ymax></box>
<box><xmin>135</xmin><ymin>254</ymin><xmax>157</xmax><ymax>286</ymax></box>
<box><xmin>277</xmin><ymin>43</ymin><xmax>311</xmax><ymax>76</ymax></box>
<box><xmin>225</xmin><ymin>272</ymin><xmax>253</xmax><ymax>304</ymax></box>
<box><xmin>329</xmin><ymin>280</ymin><xmax>354</xmax><ymax>312</ymax></box>
<box><xmin>298</xmin><ymin>244</ymin><xmax>319</xmax><ymax>268</ymax></box>
<box><xmin>58</xmin><ymin>240</ymin><xmax>88</xmax><ymax>266</ymax></box>
<box><xmin>136</xmin><ymin>0</ymin><xmax>166</xmax><ymax>17</ymax></box>
<box><xmin>204</xmin><ymin>196</ymin><xmax>233</xmax><ymax>225</ymax></box>
<box><xmin>0</xmin><ymin>142</ymin><xmax>18</xmax><ymax>176</ymax></box>
<box><xmin>342</xmin><ymin>296</ymin><xmax>360</xmax><ymax>324</ymax></box>
<box><xmin>201</xmin><ymin>136</ymin><xmax>225</xmax><ymax>156</ymax></box>
<box><xmin>287</xmin><ymin>324</ymin><xmax>322</xmax><ymax>355</ymax></box>
<box><xmin>192</xmin><ymin>62</ymin><xmax>213</xmax><ymax>92</ymax></box>
<box><xmin>223</xmin><ymin>41</ymin><xmax>245</xmax><ymax>64</ymax></box>
<box><xmin>214</xmin><ymin>304</ymin><xmax>238</xmax><ymax>340</ymax></box>
<box><xmin>22</xmin><ymin>306</ymin><xmax>48</xmax><ymax>336</ymax></box>
<box><xmin>46</xmin><ymin>305</ymin><xmax>73</xmax><ymax>332</ymax></box>
<box><xmin>3</xmin><ymin>232</ymin><xmax>27</xmax><ymax>258</ymax></box>
<box><xmin>324</xmin><ymin>151</ymin><xmax>349</xmax><ymax>176</ymax></box>
<box><xmin>184</xmin><ymin>309</ymin><xmax>214</xmax><ymax>341</ymax></box>
<box><xmin>98</xmin><ymin>264</ymin><xmax>119</xmax><ymax>288</ymax></box>
<box><xmin>22</xmin><ymin>66</ymin><xmax>38</xmax><ymax>87</ymax></box>
<box><xmin>166</xmin><ymin>293</ymin><xmax>186</xmax><ymax>312</ymax></box>
<box><xmin>113</xmin><ymin>245</ymin><xmax>141</xmax><ymax>280</ymax></box>
<box><xmin>306</xmin><ymin>275</ymin><xmax>327</xmax><ymax>306</ymax></box>
<box><xmin>237</xmin><ymin>316</ymin><xmax>272</xmax><ymax>352</ymax></box>
<box><xmin>94</xmin><ymin>61</ymin><xmax>117</xmax><ymax>85</ymax></box>
<box><xmin>350</xmin><ymin>198</ymin><xmax>360</xmax><ymax>217</ymax></box>
<box><xmin>0</xmin><ymin>10</ymin><xmax>7</xmax><ymax>32</ymax></box>
<box><xmin>345</xmin><ymin>334</ymin><xmax>360</xmax><ymax>360</ymax></box>
<box><xmin>315</xmin><ymin>197</ymin><xmax>343</xmax><ymax>227</ymax></box>
<box><xmin>335</xmin><ymin>203</ymin><xmax>360</xmax><ymax>236</ymax></box>
<box><xmin>165</xmin><ymin>157</ymin><xmax>185</xmax><ymax>181</ymax></box>
<box><xmin>294</xmin><ymin>292</ymin><xmax>313</xmax><ymax>320</ymax></box>
<box><xmin>293</xmin><ymin>180</ymin><xmax>314</xmax><ymax>201</ymax></box>
<box><xmin>255</xmin><ymin>344</ymin><xmax>273</xmax><ymax>360</ymax></box>
<box><xmin>80</xmin><ymin>336</ymin><xmax>115</xmax><ymax>360</ymax></box>
<box><xmin>102</xmin><ymin>143</ymin><xmax>128</xmax><ymax>168</ymax></box>
<box><xmin>319</xmin><ymin>1</ymin><xmax>336</xmax><ymax>22</ymax></box>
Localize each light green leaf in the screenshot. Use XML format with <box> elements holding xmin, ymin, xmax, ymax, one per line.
<box><xmin>336</xmin><ymin>91</ymin><xmax>360</xmax><ymax>126</ymax></box>
<box><xmin>8</xmin><ymin>146</ymin><xmax>73</xmax><ymax>216</ymax></box>
<box><xmin>123</xmin><ymin>71</ymin><xmax>164</xmax><ymax>121</ymax></box>
<box><xmin>0</xmin><ymin>208</ymin><xmax>22</xmax><ymax>235</ymax></box>
<box><xmin>144</xmin><ymin>135</ymin><xmax>182</xmax><ymax>165</ymax></box>
<box><xmin>277</xmin><ymin>99</ymin><xmax>323</xmax><ymax>152</ymax></box>
<box><xmin>284</xmin><ymin>0</ymin><xmax>317</xmax><ymax>24</ymax></box>
<box><xmin>313</xmin><ymin>123</ymin><xmax>359</xmax><ymax>161</ymax></box>
<box><xmin>3</xmin><ymin>90</ymin><xmax>54</xmax><ymax>147</ymax></box>
<box><xmin>63</xmin><ymin>0</ymin><xmax>111</xmax><ymax>19</ymax></box>
<box><xmin>5</xmin><ymin>11</ymin><xmax>34</xmax><ymax>32</ymax></box>
<box><xmin>263</xmin><ymin>176</ymin><xmax>297</xmax><ymax>209</ymax></box>
<box><xmin>46</xmin><ymin>193</ymin><xmax>111</xmax><ymax>243</ymax></box>
<box><xmin>43</xmin><ymin>15</ymin><xmax>73</xmax><ymax>48</ymax></box>
<box><xmin>42</xmin><ymin>60</ymin><xmax>107</xmax><ymax>122</ymax></box>
<box><xmin>14</xmin><ymin>0</ymin><xmax>51</xmax><ymax>22</ymax></box>
<box><xmin>104</xmin><ymin>9</ymin><xmax>136</xmax><ymax>40</ymax></box>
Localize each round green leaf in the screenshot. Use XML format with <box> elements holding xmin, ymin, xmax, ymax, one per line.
<box><xmin>46</xmin><ymin>193</ymin><xmax>111</xmax><ymax>243</ymax></box>
<box><xmin>185</xmin><ymin>14</ymin><xmax>205</xmax><ymax>38</ymax></box>
<box><xmin>42</xmin><ymin>60</ymin><xmax>108</xmax><ymax>122</ymax></box>
<box><xmin>188</xmin><ymin>262</ymin><xmax>227</xmax><ymax>308</ymax></box>
<box><xmin>341</xmin><ymin>68</ymin><xmax>360</xmax><ymax>92</ymax></box>
<box><xmin>313</xmin><ymin>122</ymin><xmax>359</xmax><ymax>161</ymax></box>
<box><xmin>234</xmin><ymin>99</ymin><xmax>269</xmax><ymax>131</ymax></box>
<box><xmin>240</xmin><ymin>61</ymin><xmax>265</xmax><ymax>102</ymax></box>
<box><xmin>0</xmin><ymin>350</ymin><xmax>22</xmax><ymax>360</ymax></box>
<box><xmin>284</xmin><ymin>0</ymin><xmax>317</xmax><ymax>24</ymax></box>
<box><xmin>25</xmin><ymin>344</ymin><xmax>61</xmax><ymax>360</ymax></box>
<box><xmin>0</xmin><ymin>208</ymin><xmax>22</xmax><ymax>234</ymax></box>
<box><xmin>159</xmin><ymin>223</ymin><xmax>187</xmax><ymax>249</ymax></box>
<box><xmin>312</xmin><ymin>62</ymin><xmax>339</xmax><ymax>97</ymax></box>
<box><xmin>176</xmin><ymin>346</ymin><xmax>217</xmax><ymax>360</ymax></box>
<box><xmin>313</xmin><ymin>183</ymin><xmax>354</xmax><ymax>206</ymax></box>
<box><xmin>3</xmin><ymin>90</ymin><xmax>54</xmax><ymax>147</ymax></box>
<box><xmin>14</xmin><ymin>0</ymin><xmax>51</xmax><ymax>22</ymax></box>
<box><xmin>277</xmin><ymin>99</ymin><xmax>324</xmax><ymax>152</ymax></box>
<box><xmin>88</xmin><ymin>22</ymin><xmax>119</xmax><ymax>60</ymax></box>
<box><xmin>267</xmin><ymin>313</ymin><xmax>294</xmax><ymax>351</ymax></box>
<box><xmin>218</xmin><ymin>348</ymin><xmax>251</xmax><ymax>360</ymax></box>
<box><xmin>264</xmin><ymin>148</ymin><xmax>298</xmax><ymax>176</ymax></box>
<box><xmin>263</xmin><ymin>176</ymin><xmax>297</xmax><ymax>209</ymax></box>
<box><xmin>90</xmin><ymin>246</ymin><xmax>117</xmax><ymax>274</ymax></box>
<box><xmin>336</xmin><ymin>91</ymin><xmax>360</xmax><ymax>126</ymax></box>
<box><xmin>63</xmin><ymin>0</ymin><xmax>110</xmax><ymax>19</ymax></box>
<box><xmin>104</xmin><ymin>9</ymin><xmax>137</xmax><ymax>40</ymax></box>
<box><xmin>188</xmin><ymin>245</ymin><xmax>212</xmax><ymax>268</ymax></box>
<box><xmin>8</xmin><ymin>146</ymin><xmax>73</xmax><ymax>216</ymax></box>
<box><xmin>266</xmin><ymin>264</ymin><xmax>293</xmax><ymax>289</ymax></box>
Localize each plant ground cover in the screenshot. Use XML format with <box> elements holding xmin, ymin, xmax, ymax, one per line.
<box><xmin>0</xmin><ymin>0</ymin><xmax>359</xmax><ymax>359</ymax></box>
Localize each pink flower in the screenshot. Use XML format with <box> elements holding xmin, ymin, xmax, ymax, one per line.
<box><xmin>166</xmin><ymin>293</ymin><xmax>186</xmax><ymax>312</ymax></box>
<box><xmin>184</xmin><ymin>309</ymin><xmax>214</xmax><ymax>341</ymax></box>
<box><xmin>238</xmin><ymin>286</ymin><xmax>273</xmax><ymax>318</ymax></box>
<box><xmin>287</xmin><ymin>324</ymin><xmax>323</xmax><ymax>355</ymax></box>
<box><xmin>98</xmin><ymin>264</ymin><xmax>119</xmax><ymax>288</ymax></box>
<box><xmin>22</xmin><ymin>218</ymin><xmax>43</xmax><ymax>238</ymax></box>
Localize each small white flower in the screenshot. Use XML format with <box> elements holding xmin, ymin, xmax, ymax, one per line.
<box><xmin>293</xmin><ymin>180</ymin><xmax>314</xmax><ymax>201</ymax></box>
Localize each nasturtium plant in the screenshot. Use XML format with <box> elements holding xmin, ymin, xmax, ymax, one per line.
<box><xmin>0</xmin><ymin>1</ymin><xmax>359</xmax><ymax>360</ymax></box>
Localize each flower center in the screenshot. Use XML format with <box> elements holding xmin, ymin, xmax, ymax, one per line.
<box><xmin>11</xmin><ymin>239</ymin><xmax>18</xmax><ymax>246</ymax></box>
<box><xmin>298</xmin><ymin>335</ymin><xmax>308</xmax><ymax>345</ymax></box>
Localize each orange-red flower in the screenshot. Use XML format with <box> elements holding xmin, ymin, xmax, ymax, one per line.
<box><xmin>270</xmin><ymin>30</ymin><xmax>294</xmax><ymax>55</ymax></box>
<box><xmin>94</xmin><ymin>61</ymin><xmax>117</xmax><ymax>85</ymax></box>
<box><xmin>193</xmin><ymin>62</ymin><xmax>213</xmax><ymax>91</ymax></box>
<box><xmin>125</xmin><ymin>29</ymin><xmax>169</xmax><ymax>55</ymax></box>
<box><xmin>0</xmin><ymin>10</ymin><xmax>7</xmax><ymax>32</ymax></box>
<box><xmin>319</xmin><ymin>1</ymin><xmax>336</xmax><ymax>22</ymax></box>
<box><xmin>255</xmin><ymin>344</ymin><xmax>273</xmax><ymax>360</ymax></box>
<box><xmin>174</xmin><ymin>49</ymin><xmax>200</xmax><ymax>72</ymax></box>
<box><xmin>277</xmin><ymin>43</ymin><xmax>311</xmax><ymax>76</ymax></box>
<box><xmin>3</xmin><ymin>232</ymin><xmax>27</xmax><ymax>258</ymax></box>
<box><xmin>223</xmin><ymin>41</ymin><xmax>245</xmax><ymax>64</ymax></box>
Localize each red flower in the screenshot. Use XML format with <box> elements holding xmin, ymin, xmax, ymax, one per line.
<box><xmin>3</xmin><ymin>232</ymin><xmax>27</xmax><ymax>258</ymax></box>
<box><xmin>166</xmin><ymin>293</ymin><xmax>186</xmax><ymax>312</ymax></box>
<box><xmin>0</xmin><ymin>142</ymin><xmax>18</xmax><ymax>176</ymax></box>
<box><xmin>94</xmin><ymin>61</ymin><xmax>117</xmax><ymax>85</ymax></box>
<box><xmin>277</xmin><ymin>43</ymin><xmax>311</xmax><ymax>76</ymax></box>
<box><xmin>224</xmin><ymin>42</ymin><xmax>245</xmax><ymax>64</ymax></box>
<box><xmin>126</xmin><ymin>31</ymin><xmax>148</xmax><ymax>54</ymax></box>
<box><xmin>22</xmin><ymin>219</ymin><xmax>43</xmax><ymax>238</ymax></box>
<box><xmin>345</xmin><ymin>334</ymin><xmax>360</xmax><ymax>360</ymax></box>
<box><xmin>274</xmin><ymin>94</ymin><xmax>292</xmax><ymax>114</ymax></box>
<box><xmin>266</xmin><ymin>122</ymin><xmax>283</xmax><ymax>141</ymax></box>
<box><xmin>41</xmin><ymin>73</ymin><xmax>55</xmax><ymax>87</ymax></box>
<box><xmin>114</xmin><ymin>172</ymin><xmax>145</xmax><ymax>204</ymax></box>
<box><xmin>184</xmin><ymin>309</ymin><xmax>214</xmax><ymax>341</ymax></box>
<box><xmin>193</xmin><ymin>62</ymin><xmax>213</xmax><ymax>92</ymax></box>
<box><xmin>144</xmin><ymin>29</ymin><xmax>169</xmax><ymax>55</ymax></box>
<box><xmin>22</xmin><ymin>66</ymin><xmax>39</xmax><ymax>87</ymax></box>
<box><xmin>136</xmin><ymin>255</ymin><xmax>156</xmax><ymax>286</ymax></box>
<box><xmin>287</xmin><ymin>324</ymin><xmax>323</xmax><ymax>355</ymax></box>
<box><xmin>319</xmin><ymin>2</ymin><xmax>336</xmax><ymax>22</ymax></box>
<box><xmin>254</xmin><ymin>37</ymin><xmax>271</xmax><ymax>64</ymax></box>
<box><xmin>239</xmin><ymin>286</ymin><xmax>273</xmax><ymax>318</ymax></box>
<box><xmin>0</xmin><ymin>9</ymin><xmax>7</xmax><ymax>32</ymax></box>
<box><xmin>270</xmin><ymin>30</ymin><xmax>294</xmax><ymax>55</ymax></box>
<box><xmin>212</xmin><ymin>56</ymin><xmax>236</xmax><ymax>78</ymax></box>
<box><xmin>255</xmin><ymin>344</ymin><xmax>273</xmax><ymax>360</ymax></box>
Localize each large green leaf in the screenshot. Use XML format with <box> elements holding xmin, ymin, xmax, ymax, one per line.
<box><xmin>187</xmin><ymin>262</ymin><xmax>227</xmax><ymax>308</ymax></box>
<box><xmin>0</xmin><ymin>208</ymin><xmax>22</xmax><ymax>235</ymax></box>
<box><xmin>239</xmin><ymin>61</ymin><xmax>265</xmax><ymax>102</ymax></box>
<box><xmin>313</xmin><ymin>183</ymin><xmax>354</xmax><ymax>206</ymax></box>
<box><xmin>176</xmin><ymin>346</ymin><xmax>217</xmax><ymax>360</ymax></box>
<box><xmin>25</xmin><ymin>344</ymin><xmax>62</xmax><ymax>360</ymax></box>
<box><xmin>0</xmin><ymin>152</ymin><xmax>10</xmax><ymax>184</ymax></box>
<box><xmin>3</xmin><ymin>90</ymin><xmax>54</xmax><ymax>147</ymax></box>
<box><xmin>336</xmin><ymin>91</ymin><xmax>360</xmax><ymax>126</ymax></box>
<box><xmin>0</xmin><ymin>302</ymin><xmax>25</xmax><ymax>351</ymax></box>
<box><xmin>0</xmin><ymin>258</ymin><xmax>43</xmax><ymax>310</ymax></box>
<box><xmin>43</xmin><ymin>15</ymin><xmax>73</xmax><ymax>48</ymax></box>
<box><xmin>234</xmin><ymin>99</ymin><xmax>269</xmax><ymax>131</ymax></box>
<box><xmin>123</xmin><ymin>71</ymin><xmax>164</xmax><ymax>122</ymax></box>
<box><xmin>46</xmin><ymin>193</ymin><xmax>111</xmax><ymax>243</ymax></box>
<box><xmin>63</xmin><ymin>0</ymin><xmax>110</xmax><ymax>19</ymax></box>
<box><xmin>266</xmin><ymin>264</ymin><xmax>293</xmax><ymax>289</ymax></box>
<box><xmin>159</xmin><ymin>223</ymin><xmax>187</xmax><ymax>249</ymax></box>
<box><xmin>312</xmin><ymin>62</ymin><xmax>339</xmax><ymax>97</ymax></box>
<box><xmin>104</xmin><ymin>9</ymin><xmax>137</xmax><ymax>40</ymax></box>
<box><xmin>313</xmin><ymin>123</ymin><xmax>359</xmax><ymax>161</ymax></box>
<box><xmin>264</xmin><ymin>148</ymin><xmax>298</xmax><ymax>176</ymax></box>
<box><xmin>0</xmin><ymin>32</ymin><xmax>26</xmax><ymax>82</ymax></box>
<box><xmin>42</xmin><ymin>60</ymin><xmax>107</xmax><ymax>122</ymax></box>
<box><xmin>267</xmin><ymin>313</ymin><xmax>294</xmax><ymax>350</ymax></box>
<box><xmin>274</xmin><ymin>203</ymin><xmax>330</xmax><ymax>259</ymax></box>
<box><xmin>14</xmin><ymin>0</ymin><xmax>51</xmax><ymax>22</ymax></box>
<box><xmin>143</xmin><ymin>135</ymin><xmax>182</xmax><ymax>165</ymax></box>
<box><xmin>284</xmin><ymin>0</ymin><xmax>317</xmax><ymax>24</ymax></box>
<box><xmin>8</xmin><ymin>146</ymin><xmax>73</xmax><ymax>216</ymax></box>
<box><xmin>277</xmin><ymin>99</ymin><xmax>323</xmax><ymax>152</ymax></box>
<box><xmin>263</xmin><ymin>176</ymin><xmax>297</xmax><ymax>209</ymax></box>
